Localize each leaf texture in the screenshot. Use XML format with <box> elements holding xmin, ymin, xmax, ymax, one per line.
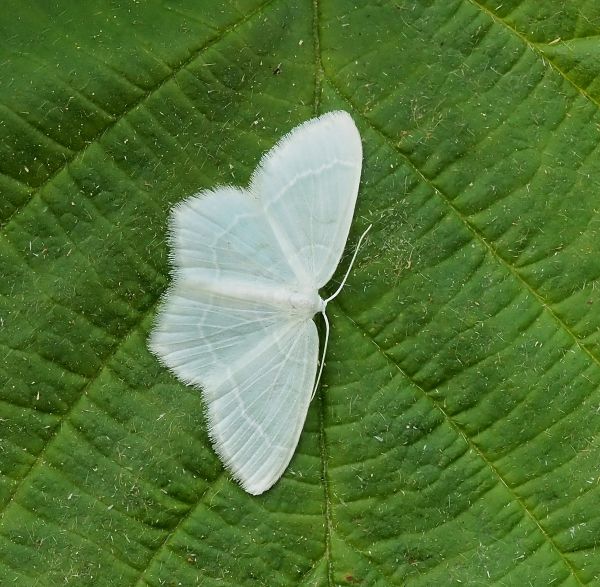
<box><xmin>0</xmin><ymin>0</ymin><xmax>599</xmax><ymax>585</ymax></box>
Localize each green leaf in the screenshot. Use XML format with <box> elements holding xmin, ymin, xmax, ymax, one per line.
<box><xmin>1</xmin><ymin>1</ymin><xmax>599</xmax><ymax>585</ymax></box>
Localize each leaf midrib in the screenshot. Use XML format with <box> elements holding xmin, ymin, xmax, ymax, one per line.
<box><xmin>312</xmin><ymin>1</ymin><xmax>335</xmax><ymax>585</ymax></box>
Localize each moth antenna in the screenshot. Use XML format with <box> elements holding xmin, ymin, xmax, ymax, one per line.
<box><xmin>312</xmin><ymin>310</ymin><xmax>330</xmax><ymax>401</ymax></box>
<box><xmin>325</xmin><ymin>224</ymin><xmax>372</xmax><ymax>303</ymax></box>
<box><xmin>312</xmin><ymin>223</ymin><xmax>372</xmax><ymax>400</ymax></box>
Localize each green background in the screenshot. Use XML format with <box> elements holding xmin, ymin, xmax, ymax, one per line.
<box><xmin>1</xmin><ymin>1</ymin><xmax>599</xmax><ymax>585</ymax></box>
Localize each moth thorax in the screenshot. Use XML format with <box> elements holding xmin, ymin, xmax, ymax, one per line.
<box><xmin>288</xmin><ymin>291</ymin><xmax>324</xmax><ymax>316</ymax></box>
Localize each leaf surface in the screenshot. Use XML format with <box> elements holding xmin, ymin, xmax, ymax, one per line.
<box><xmin>1</xmin><ymin>1</ymin><xmax>599</xmax><ymax>585</ymax></box>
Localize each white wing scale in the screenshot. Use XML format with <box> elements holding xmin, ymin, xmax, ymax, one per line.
<box><xmin>207</xmin><ymin>320</ymin><xmax>318</xmax><ymax>494</ymax></box>
<box><xmin>252</xmin><ymin>111</ymin><xmax>362</xmax><ymax>287</ymax></box>
<box><xmin>150</xmin><ymin>111</ymin><xmax>362</xmax><ymax>494</ymax></box>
